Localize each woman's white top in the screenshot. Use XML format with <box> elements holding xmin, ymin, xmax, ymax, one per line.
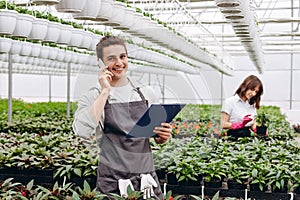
<box><xmin>222</xmin><ymin>94</ymin><xmax>256</xmax><ymax>124</ymax></box>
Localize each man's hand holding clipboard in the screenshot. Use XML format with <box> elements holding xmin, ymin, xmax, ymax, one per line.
<box><xmin>126</xmin><ymin>104</ymin><xmax>185</xmax><ymax>138</ymax></box>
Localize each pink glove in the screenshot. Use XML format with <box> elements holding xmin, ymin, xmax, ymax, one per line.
<box><xmin>231</xmin><ymin>114</ymin><xmax>252</xmax><ymax>130</ymax></box>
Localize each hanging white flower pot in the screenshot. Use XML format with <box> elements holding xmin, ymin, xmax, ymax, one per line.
<box><xmin>96</xmin><ymin>0</ymin><xmax>112</xmax><ymax>22</ymax></box>
<box><xmin>80</xmin><ymin>31</ymin><xmax>93</xmax><ymax>49</ymax></box>
<box><xmin>48</xmin><ymin>47</ymin><xmax>59</xmax><ymax>60</ymax></box>
<box><xmin>28</xmin><ymin>18</ymin><xmax>49</xmax><ymax>41</ymax></box>
<box><xmin>0</xmin><ymin>9</ymin><xmax>18</xmax><ymax>35</ymax></box>
<box><xmin>0</xmin><ymin>37</ymin><xmax>12</xmax><ymax>53</ymax></box>
<box><xmin>30</xmin><ymin>43</ymin><xmax>41</xmax><ymax>57</ymax></box>
<box><xmin>20</xmin><ymin>42</ymin><xmax>32</xmax><ymax>56</ymax></box>
<box><xmin>33</xmin><ymin>57</ymin><xmax>41</xmax><ymax>66</ymax></box>
<box><xmin>12</xmin><ymin>54</ymin><xmax>22</xmax><ymax>63</ymax></box>
<box><xmin>73</xmin><ymin>0</ymin><xmax>101</xmax><ymax>20</ymax></box>
<box><xmin>55</xmin><ymin>0</ymin><xmax>87</xmax><ymax>13</ymax></box>
<box><xmin>31</xmin><ymin>0</ymin><xmax>61</xmax><ymax>5</ymax></box>
<box><xmin>71</xmin><ymin>52</ymin><xmax>79</xmax><ymax>64</ymax></box>
<box><xmin>9</xmin><ymin>39</ymin><xmax>22</xmax><ymax>55</ymax></box>
<box><xmin>42</xmin><ymin>59</ymin><xmax>51</xmax><ymax>67</ymax></box>
<box><xmin>87</xmin><ymin>54</ymin><xmax>97</xmax><ymax>66</ymax></box>
<box><xmin>56</xmin><ymin>49</ymin><xmax>65</xmax><ymax>62</ymax></box>
<box><xmin>76</xmin><ymin>54</ymin><xmax>87</xmax><ymax>65</ymax></box>
<box><xmin>12</xmin><ymin>13</ymin><xmax>34</xmax><ymax>38</ymax></box>
<box><xmin>69</xmin><ymin>28</ymin><xmax>83</xmax><ymax>48</ymax></box>
<box><xmin>57</xmin><ymin>24</ymin><xmax>72</xmax><ymax>45</ymax></box>
<box><xmin>19</xmin><ymin>55</ymin><xmax>28</xmax><ymax>64</ymax></box>
<box><xmin>26</xmin><ymin>56</ymin><xmax>34</xmax><ymax>65</ymax></box>
<box><xmin>39</xmin><ymin>45</ymin><xmax>50</xmax><ymax>59</ymax></box>
<box><xmin>103</xmin><ymin>1</ymin><xmax>126</xmax><ymax>27</ymax></box>
<box><xmin>63</xmin><ymin>51</ymin><xmax>73</xmax><ymax>62</ymax></box>
<box><xmin>214</xmin><ymin>0</ymin><xmax>240</xmax><ymax>8</ymax></box>
<box><xmin>119</xmin><ymin>7</ymin><xmax>137</xmax><ymax>31</ymax></box>
<box><xmin>0</xmin><ymin>53</ymin><xmax>8</xmax><ymax>62</ymax></box>
<box><xmin>44</xmin><ymin>22</ymin><xmax>61</xmax><ymax>43</ymax></box>
<box><xmin>89</xmin><ymin>34</ymin><xmax>100</xmax><ymax>51</ymax></box>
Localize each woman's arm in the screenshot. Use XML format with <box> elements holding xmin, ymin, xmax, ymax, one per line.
<box><xmin>221</xmin><ymin>112</ymin><xmax>232</xmax><ymax>129</ymax></box>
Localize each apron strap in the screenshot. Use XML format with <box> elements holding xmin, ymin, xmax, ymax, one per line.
<box><xmin>128</xmin><ymin>78</ymin><xmax>147</xmax><ymax>105</ymax></box>
<box><xmin>96</xmin><ymin>78</ymin><xmax>148</xmax><ymax>131</ymax></box>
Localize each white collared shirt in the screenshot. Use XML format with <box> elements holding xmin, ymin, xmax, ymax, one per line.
<box><xmin>222</xmin><ymin>94</ymin><xmax>256</xmax><ymax>124</ymax></box>
<box><xmin>72</xmin><ymin>77</ymin><xmax>158</xmax><ymax>141</ymax></box>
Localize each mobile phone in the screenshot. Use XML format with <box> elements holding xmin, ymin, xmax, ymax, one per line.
<box><xmin>98</xmin><ymin>59</ymin><xmax>105</xmax><ymax>69</ymax></box>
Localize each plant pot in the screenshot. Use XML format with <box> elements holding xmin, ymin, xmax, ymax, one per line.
<box><xmin>249</xmin><ymin>183</ymin><xmax>267</xmax><ymax>192</ymax></box>
<box><xmin>89</xmin><ymin>35</ymin><xmax>99</xmax><ymax>51</ymax></box>
<box><xmin>79</xmin><ymin>31</ymin><xmax>93</xmax><ymax>49</ymax></box>
<box><xmin>0</xmin><ymin>37</ymin><xmax>12</xmax><ymax>53</ymax></box>
<box><xmin>20</xmin><ymin>42</ymin><xmax>32</xmax><ymax>56</ymax></box>
<box><xmin>9</xmin><ymin>40</ymin><xmax>22</xmax><ymax>55</ymax></box>
<box><xmin>26</xmin><ymin>56</ymin><xmax>34</xmax><ymax>65</ymax></box>
<box><xmin>30</xmin><ymin>43</ymin><xmax>41</xmax><ymax>57</ymax></box>
<box><xmin>227</xmin><ymin>179</ymin><xmax>248</xmax><ymax>190</ymax></box>
<box><xmin>43</xmin><ymin>22</ymin><xmax>61</xmax><ymax>43</ymax></box>
<box><xmin>72</xmin><ymin>0</ymin><xmax>101</xmax><ymax>20</ymax></box>
<box><xmin>39</xmin><ymin>46</ymin><xmax>50</xmax><ymax>59</ymax></box>
<box><xmin>0</xmin><ymin>9</ymin><xmax>18</xmax><ymax>35</ymax></box>
<box><xmin>63</xmin><ymin>51</ymin><xmax>73</xmax><ymax>62</ymax></box>
<box><xmin>95</xmin><ymin>0</ymin><xmax>113</xmax><ymax>22</ymax></box>
<box><xmin>294</xmin><ymin>186</ymin><xmax>300</xmax><ymax>194</ymax></box>
<box><xmin>69</xmin><ymin>28</ymin><xmax>83</xmax><ymax>48</ymax></box>
<box><xmin>204</xmin><ymin>178</ymin><xmax>223</xmax><ymax>188</ymax></box>
<box><xmin>31</xmin><ymin>0</ymin><xmax>61</xmax><ymax>5</ymax></box>
<box><xmin>71</xmin><ymin>52</ymin><xmax>79</xmax><ymax>64</ymax></box>
<box><xmin>56</xmin><ymin>24</ymin><xmax>72</xmax><ymax>45</ymax></box>
<box><xmin>167</xmin><ymin>173</ymin><xmax>178</xmax><ymax>185</ymax></box>
<box><xmin>0</xmin><ymin>53</ymin><xmax>8</xmax><ymax>62</ymax></box>
<box><xmin>12</xmin><ymin>13</ymin><xmax>34</xmax><ymax>38</ymax></box>
<box><xmin>28</xmin><ymin>18</ymin><xmax>48</xmax><ymax>41</ymax></box>
<box><xmin>55</xmin><ymin>0</ymin><xmax>87</xmax><ymax>13</ymax></box>
<box><xmin>103</xmin><ymin>1</ymin><xmax>126</xmax><ymax>27</ymax></box>
<box><xmin>12</xmin><ymin>54</ymin><xmax>22</xmax><ymax>63</ymax></box>
<box><xmin>155</xmin><ymin>168</ymin><xmax>167</xmax><ymax>180</ymax></box>
<box><xmin>256</xmin><ymin>126</ymin><xmax>267</xmax><ymax>136</ymax></box>
<box><xmin>56</xmin><ymin>49</ymin><xmax>65</xmax><ymax>62</ymax></box>
<box><xmin>178</xmin><ymin>175</ymin><xmax>203</xmax><ymax>186</ymax></box>
<box><xmin>272</xmin><ymin>185</ymin><xmax>288</xmax><ymax>193</ymax></box>
<box><xmin>48</xmin><ymin>48</ymin><xmax>59</xmax><ymax>60</ymax></box>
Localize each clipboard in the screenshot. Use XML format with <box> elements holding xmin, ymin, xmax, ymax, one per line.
<box><xmin>127</xmin><ymin>104</ymin><xmax>185</xmax><ymax>138</ymax></box>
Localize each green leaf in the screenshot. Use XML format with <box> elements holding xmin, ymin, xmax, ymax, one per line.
<box><xmin>252</xmin><ymin>169</ymin><xmax>258</xmax><ymax>178</ymax></box>
<box><xmin>73</xmin><ymin>168</ymin><xmax>82</xmax><ymax>177</ymax></box>
<box><xmin>190</xmin><ymin>195</ymin><xmax>202</xmax><ymax>200</ymax></box>
<box><xmin>83</xmin><ymin>180</ymin><xmax>91</xmax><ymax>193</ymax></box>
<box><xmin>26</xmin><ymin>179</ymin><xmax>34</xmax><ymax>190</ymax></box>
<box><xmin>212</xmin><ymin>191</ymin><xmax>219</xmax><ymax>200</ymax></box>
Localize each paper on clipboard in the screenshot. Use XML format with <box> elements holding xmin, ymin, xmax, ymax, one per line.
<box><xmin>126</xmin><ymin>104</ymin><xmax>186</xmax><ymax>138</ymax></box>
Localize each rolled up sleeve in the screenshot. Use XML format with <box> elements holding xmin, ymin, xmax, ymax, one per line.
<box><xmin>72</xmin><ymin>90</ymin><xmax>100</xmax><ymax>139</ymax></box>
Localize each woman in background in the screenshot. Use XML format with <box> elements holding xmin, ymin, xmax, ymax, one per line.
<box><xmin>221</xmin><ymin>75</ymin><xmax>265</xmax><ymax>138</ymax></box>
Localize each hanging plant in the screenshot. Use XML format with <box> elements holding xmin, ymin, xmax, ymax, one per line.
<box><xmin>0</xmin><ymin>0</ymin><xmax>16</xmax><ymax>10</ymax></box>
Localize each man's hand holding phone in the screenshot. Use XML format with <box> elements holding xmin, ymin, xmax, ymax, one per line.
<box><xmin>98</xmin><ymin>59</ymin><xmax>114</xmax><ymax>91</ymax></box>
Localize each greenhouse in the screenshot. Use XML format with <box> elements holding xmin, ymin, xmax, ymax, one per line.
<box><xmin>0</xmin><ymin>0</ymin><xmax>300</xmax><ymax>199</ymax></box>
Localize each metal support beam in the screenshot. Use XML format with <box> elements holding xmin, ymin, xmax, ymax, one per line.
<box><xmin>49</xmin><ymin>75</ymin><xmax>52</xmax><ymax>102</ymax></box>
<box><xmin>8</xmin><ymin>54</ymin><xmax>12</xmax><ymax>123</ymax></box>
<box><xmin>67</xmin><ymin>63</ymin><xmax>71</xmax><ymax>117</ymax></box>
<box><xmin>290</xmin><ymin>0</ymin><xmax>294</xmax><ymax>109</ymax></box>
